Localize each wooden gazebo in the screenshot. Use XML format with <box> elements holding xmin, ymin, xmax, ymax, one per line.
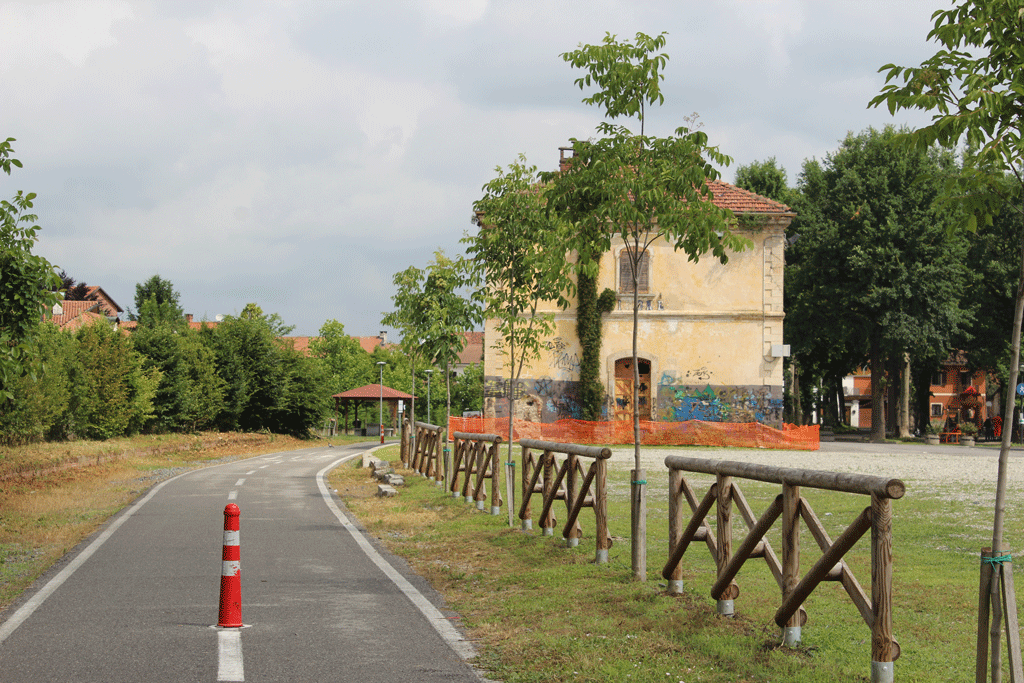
<box><xmin>332</xmin><ymin>384</ymin><xmax>415</xmax><ymax>436</ymax></box>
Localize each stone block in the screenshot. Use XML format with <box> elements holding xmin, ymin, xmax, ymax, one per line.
<box><xmin>376</xmin><ymin>484</ymin><xmax>398</xmax><ymax>498</ymax></box>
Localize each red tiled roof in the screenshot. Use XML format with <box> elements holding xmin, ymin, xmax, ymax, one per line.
<box><xmin>355</xmin><ymin>336</ymin><xmax>385</xmax><ymax>354</ymax></box>
<box><xmin>47</xmin><ymin>300</ymin><xmax>114</xmax><ymax>330</ymax></box>
<box><xmin>333</xmin><ymin>384</ymin><xmax>415</xmax><ymax>400</ymax></box>
<box><xmin>457</xmin><ymin>331</ymin><xmax>484</xmax><ymax>366</ymax></box>
<box><xmin>83</xmin><ymin>286</ymin><xmax>123</xmax><ymax>313</ymax></box>
<box><xmin>707</xmin><ymin>180</ymin><xmax>793</xmax><ymax>214</ymax></box>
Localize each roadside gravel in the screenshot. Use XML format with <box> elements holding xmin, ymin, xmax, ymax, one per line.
<box><xmin>604</xmin><ymin>441</ymin><xmax>1024</xmax><ymax>505</ymax></box>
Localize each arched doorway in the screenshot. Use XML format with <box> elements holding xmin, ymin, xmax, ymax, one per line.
<box><xmin>614</xmin><ymin>357</ymin><xmax>651</xmax><ymax>421</ymax></box>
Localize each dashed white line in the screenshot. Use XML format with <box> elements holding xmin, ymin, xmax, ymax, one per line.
<box><xmin>228</xmin><ymin>491</ymin><xmax>238</xmax><ymax>500</ymax></box>
<box><xmin>235</xmin><ymin>479</ymin><xmax>246</xmax><ymax>486</ymax></box>
<box><xmin>217</xmin><ymin>628</ymin><xmax>244</xmax><ymax>681</ymax></box>
<box><xmin>258</xmin><ymin>465</ymin><xmax>270</xmax><ymax>469</ymax></box>
<box><xmin>245</xmin><ymin>470</ymin><xmax>257</xmax><ymax>475</ymax></box>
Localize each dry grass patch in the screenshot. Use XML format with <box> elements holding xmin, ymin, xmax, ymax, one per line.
<box><xmin>0</xmin><ymin>431</ymin><xmax>340</xmax><ymax>612</ymax></box>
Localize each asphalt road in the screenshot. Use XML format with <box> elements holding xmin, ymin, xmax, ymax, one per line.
<box><xmin>0</xmin><ymin>442</ymin><xmax>489</xmax><ymax>682</ymax></box>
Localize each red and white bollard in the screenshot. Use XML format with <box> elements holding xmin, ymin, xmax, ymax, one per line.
<box><xmin>218</xmin><ymin>503</ymin><xmax>242</xmax><ymax>628</ymax></box>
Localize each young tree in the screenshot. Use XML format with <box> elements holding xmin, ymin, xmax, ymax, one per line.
<box><xmin>382</xmin><ymin>265</ymin><xmax>428</xmax><ymax>457</ymax></box>
<box><xmin>131</xmin><ymin>275</ymin><xmax>184</xmax><ymax>328</ymax></box>
<box><xmin>870</xmin><ymin>3</ymin><xmax>1024</xmax><ymax>674</ymax></box>
<box><xmin>0</xmin><ymin>137</ymin><xmax>61</xmax><ymax>402</ymax></box>
<box><xmin>544</xmin><ymin>32</ymin><xmax>746</xmax><ymax>580</ymax></box>
<box><xmin>465</xmin><ymin>155</ymin><xmax>574</xmax><ymax>514</ymax></box>
<box><xmin>420</xmin><ymin>249</ymin><xmax>482</xmax><ymax>441</ymax></box>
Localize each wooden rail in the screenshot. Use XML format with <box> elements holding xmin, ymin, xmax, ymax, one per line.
<box><xmin>412</xmin><ymin>421</ymin><xmax>445</xmax><ymax>484</ymax></box>
<box><xmin>518</xmin><ymin>439</ymin><xmax>612</xmax><ymax>563</ymax></box>
<box><xmin>450</xmin><ymin>432</ymin><xmax>503</xmax><ymax>514</ymax></box>
<box><xmin>661</xmin><ymin>455</ymin><xmax>905</xmax><ymax>683</ymax></box>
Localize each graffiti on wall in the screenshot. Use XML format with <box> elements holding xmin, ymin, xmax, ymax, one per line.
<box><xmin>484</xmin><ymin>375</ymin><xmax>586</xmax><ymax>422</ymax></box>
<box><xmin>545</xmin><ymin>337</ymin><xmax>581</xmax><ymax>378</ymax></box>
<box><xmin>657</xmin><ymin>383</ymin><xmax>784</xmax><ymax>427</ymax></box>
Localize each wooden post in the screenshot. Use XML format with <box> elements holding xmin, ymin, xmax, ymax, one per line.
<box><xmin>782</xmin><ymin>482</ymin><xmax>801</xmax><ymax>647</ymax></box>
<box><xmin>978</xmin><ymin>546</ymin><xmax>1024</xmax><ymax>683</ymax></box>
<box><xmin>594</xmin><ymin>459</ymin><xmax>609</xmax><ymax>564</ymax></box>
<box><xmin>566</xmin><ymin>454</ymin><xmax>580</xmax><ymax>547</ymax></box>
<box><xmin>715</xmin><ymin>474</ymin><xmax>737</xmax><ymax>615</ymax></box>
<box><xmin>489</xmin><ymin>440</ymin><xmax>501</xmax><ymax>516</ymax></box>
<box><xmin>870</xmin><ymin>494</ymin><xmax>895</xmax><ymax>683</ymax></box>
<box><xmin>667</xmin><ymin>469</ymin><xmax>684</xmax><ymax>593</ymax></box>
<box><xmin>542</xmin><ymin>451</ymin><xmax>556</xmax><ymax>535</ymax></box>
<box><xmin>520</xmin><ymin>447</ymin><xmax>533</xmax><ymax>530</ymax></box>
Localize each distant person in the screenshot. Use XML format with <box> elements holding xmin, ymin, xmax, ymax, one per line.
<box><xmin>984</xmin><ymin>417</ymin><xmax>994</xmax><ymax>441</ymax></box>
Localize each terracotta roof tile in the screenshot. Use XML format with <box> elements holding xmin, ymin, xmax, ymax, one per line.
<box><xmin>707</xmin><ymin>180</ymin><xmax>793</xmax><ymax>215</ymax></box>
<box><xmin>333</xmin><ymin>383</ymin><xmax>415</xmax><ymax>400</ymax></box>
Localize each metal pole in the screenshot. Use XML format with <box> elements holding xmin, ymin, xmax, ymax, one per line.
<box><xmin>377</xmin><ymin>361</ymin><xmax>385</xmax><ymax>444</ymax></box>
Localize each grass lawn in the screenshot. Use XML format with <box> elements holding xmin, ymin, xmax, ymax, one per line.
<box><xmin>332</xmin><ymin>444</ymin><xmax>1022</xmax><ymax>682</ymax></box>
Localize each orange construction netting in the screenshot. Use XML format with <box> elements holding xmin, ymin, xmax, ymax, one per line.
<box><xmin>447</xmin><ymin>417</ymin><xmax>819</xmax><ymax>451</ymax></box>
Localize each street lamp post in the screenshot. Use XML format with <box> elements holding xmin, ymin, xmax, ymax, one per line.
<box><xmin>425</xmin><ymin>369</ymin><xmax>433</xmax><ymax>425</ymax></box>
<box><xmin>377</xmin><ymin>361</ymin><xmax>386</xmax><ymax>445</ymax></box>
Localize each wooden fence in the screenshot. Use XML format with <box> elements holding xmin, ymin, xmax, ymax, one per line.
<box><xmin>518</xmin><ymin>439</ymin><xmax>612</xmax><ymax>563</ymax></box>
<box><xmin>449</xmin><ymin>431</ymin><xmax>503</xmax><ymax>514</ymax></box>
<box><xmin>661</xmin><ymin>455</ymin><xmax>905</xmax><ymax>683</ymax></box>
<box><xmin>411</xmin><ymin>421</ymin><xmax>445</xmax><ymax>484</ymax></box>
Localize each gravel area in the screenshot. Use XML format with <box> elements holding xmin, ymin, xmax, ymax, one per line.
<box><xmin>604</xmin><ymin>441</ymin><xmax>1024</xmax><ymax>505</ymax></box>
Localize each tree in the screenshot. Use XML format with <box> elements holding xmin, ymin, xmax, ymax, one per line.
<box><xmin>131</xmin><ymin>275</ymin><xmax>184</xmax><ymax>329</ymax></box>
<box><xmin>786</xmin><ymin>128</ymin><xmax>970</xmax><ymax>442</ymax></box>
<box><xmin>543</xmin><ymin>32</ymin><xmax>746</xmax><ymax>580</ymax></box>
<box><xmin>382</xmin><ymin>265</ymin><xmax>428</xmax><ymax>456</ymax></box>
<box><xmin>735</xmin><ymin>157</ymin><xmax>796</xmax><ymax>206</ymax></box>
<box><xmin>131</xmin><ymin>323</ymin><xmax>225</xmax><ymax>433</ymax></box>
<box><xmin>869</xmin><ymin>3</ymin><xmax>1024</xmax><ymax>674</ymax></box>
<box><xmin>420</xmin><ymin>249</ymin><xmax>482</xmax><ymax>440</ymax></box>
<box><xmin>465</xmin><ymin>154</ymin><xmax>574</xmax><ymax>511</ymax></box>
<box><xmin>0</xmin><ymin>137</ymin><xmax>61</xmax><ymax>402</ymax></box>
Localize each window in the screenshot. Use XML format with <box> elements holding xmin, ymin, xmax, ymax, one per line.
<box><xmin>931</xmin><ymin>371</ymin><xmax>944</xmax><ymax>387</ymax></box>
<box><xmin>960</xmin><ymin>371</ymin><xmax>971</xmax><ymax>387</ymax></box>
<box><xmin>618</xmin><ymin>250</ymin><xmax>650</xmax><ymax>294</ymax></box>
<box><xmin>931</xmin><ymin>403</ymin><xmax>943</xmax><ymax>417</ymax></box>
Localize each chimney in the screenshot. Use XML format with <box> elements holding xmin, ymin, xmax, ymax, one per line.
<box><xmin>379</xmin><ymin>330</ymin><xmax>387</xmax><ymax>346</ymax></box>
<box><xmin>559</xmin><ymin>146</ymin><xmax>574</xmax><ymax>173</ymax></box>
<box><xmin>185</xmin><ymin>313</ymin><xmax>193</xmax><ymax>323</ymax></box>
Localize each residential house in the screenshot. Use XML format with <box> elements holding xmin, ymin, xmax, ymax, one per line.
<box><xmin>481</xmin><ymin>149</ymin><xmax>795</xmax><ymax>428</ymax></box>
<box><xmin>46</xmin><ymin>286</ymin><xmax>124</xmax><ymax>331</ymax></box>
<box><xmin>843</xmin><ymin>355</ymin><xmax>988</xmax><ymax>432</ymax></box>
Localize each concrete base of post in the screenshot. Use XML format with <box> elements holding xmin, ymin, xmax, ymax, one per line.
<box><xmin>465</xmin><ymin>495</ymin><xmax>473</xmax><ymax>504</ymax></box>
<box><xmin>566</xmin><ymin>537</ymin><xmax>579</xmax><ymax>548</ymax></box>
<box><xmin>782</xmin><ymin>626</ymin><xmax>801</xmax><ymax>648</ymax></box>
<box><xmin>490</xmin><ymin>505</ymin><xmax>500</xmax><ymax>516</ymax></box>
<box><xmin>595</xmin><ymin>549</ymin><xmax>608</xmax><ymax>564</ymax></box>
<box><xmin>871</xmin><ymin>661</ymin><xmax>894</xmax><ymax>683</ymax></box>
<box><xmin>668</xmin><ymin>579</ymin><xmax>684</xmax><ymax>595</ymax></box>
<box><xmin>522</xmin><ymin>519</ymin><xmax>532</xmax><ymax>531</ymax></box>
<box><xmin>452</xmin><ymin>491</ymin><xmax>460</xmax><ymax>499</ymax></box>
<box><xmin>716</xmin><ymin>599</ymin><xmax>734</xmax><ymax>617</ymax></box>
<box><xmin>476</xmin><ymin>500</ymin><xmax>484</xmax><ymax>511</ymax></box>
<box><xmin>542</xmin><ymin>527</ymin><xmax>554</xmax><ymax>537</ymax></box>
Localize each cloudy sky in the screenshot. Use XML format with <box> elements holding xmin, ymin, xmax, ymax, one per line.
<box><xmin>3</xmin><ymin>0</ymin><xmax>944</xmax><ymax>337</ymax></box>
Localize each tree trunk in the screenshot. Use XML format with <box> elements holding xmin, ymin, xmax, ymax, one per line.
<box><xmin>899</xmin><ymin>352</ymin><xmax>912</xmax><ymax>439</ymax></box>
<box><xmin>870</xmin><ymin>330</ymin><xmax>886</xmax><ymax>443</ymax></box>
<box><xmin>631</xmin><ymin>267</ymin><xmax>646</xmax><ymax>581</ymax></box>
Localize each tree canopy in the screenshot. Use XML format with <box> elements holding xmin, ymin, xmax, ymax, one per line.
<box><xmin>0</xmin><ymin>137</ymin><xmax>61</xmax><ymax>401</ymax></box>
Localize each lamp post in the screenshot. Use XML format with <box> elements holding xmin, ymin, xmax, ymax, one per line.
<box><xmin>425</xmin><ymin>369</ymin><xmax>433</xmax><ymax>425</ymax></box>
<box><xmin>376</xmin><ymin>361</ymin><xmax>386</xmax><ymax>444</ymax></box>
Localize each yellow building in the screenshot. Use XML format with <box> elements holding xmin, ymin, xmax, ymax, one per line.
<box><xmin>482</xmin><ymin>172</ymin><xmax>795</xmax><ymax>428</ymax></box>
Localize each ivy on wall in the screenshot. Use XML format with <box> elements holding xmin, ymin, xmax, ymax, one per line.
<box><xmin>576</xmin><ymin>257</ymin><xmax>616</xmax><ymax>420</ymax></box>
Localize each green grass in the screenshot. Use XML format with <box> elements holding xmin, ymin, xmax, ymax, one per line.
<box><xmin>334</xmin><ymin>445</ymin><xmax>1023</xmax><ymax>682</ymax></box>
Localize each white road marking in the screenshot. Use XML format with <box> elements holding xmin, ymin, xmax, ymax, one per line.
<box><xmin>228</xmin><ymin>491</ymin><xmax>238</xmax><ymax>500</ymax></box>
<box><xmin>316</xmin><ymin>453</ymin><xmax>478</xmax><ymax>663</ymax></box>
<box><xmin>245</xmin><ymin>470</ymin><xmax>257</xmax><ymax>475</ymax></box>
<box><xmin>290</xmin><ymin>455</ymin><xmax>303</xmax><ymax>461</ymax></box>
<box><xmin>217</xmin><ymin>628</ymin><xmax>244</xmax><ymax>681</ymax></box>
<box><xmin>235</xmin><ymin>478</ymin><xmax>246</xmax><ymax>486</ymax></box>
<box><xmin>258</xmin><ymin>465</ymin><xmax>270</xmax><ymax>469</ymax></box>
